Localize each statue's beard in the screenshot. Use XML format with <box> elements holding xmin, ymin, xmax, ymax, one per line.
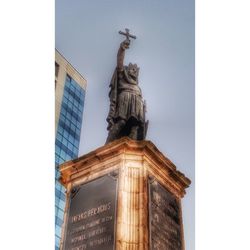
<box><xmin>128</xmin><ymin>72</ymin><xmax>137</xmax><ymax>80</ymax></box>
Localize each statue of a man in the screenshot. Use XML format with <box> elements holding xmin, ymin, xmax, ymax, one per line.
<box><xmin>106</xmin><ymin>37</ymin><xmax>148</xmax><ymax>143</ymax></box>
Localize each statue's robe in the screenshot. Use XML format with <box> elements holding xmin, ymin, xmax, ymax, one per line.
<box><xmin>107</xmin><ymin>66</ymin><xmax>145</xmax><ymax>128</ymax></box>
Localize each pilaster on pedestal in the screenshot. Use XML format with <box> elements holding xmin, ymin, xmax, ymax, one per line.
<box><xmin>59</xmin><ymin>137</ymin><xmax>191</xmax><ymax>250</ymax></box>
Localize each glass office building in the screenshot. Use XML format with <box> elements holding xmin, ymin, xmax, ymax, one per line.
<box><xmin>55</xmin><ymin>50</ymin><xmax>87</xmax><ymax>250</ymax></box>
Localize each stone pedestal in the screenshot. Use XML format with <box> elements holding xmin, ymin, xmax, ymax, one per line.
<box><xmin>59</xmin><ymin>137</ymin><xmax>191</xmax><ymax>250</ymax></box>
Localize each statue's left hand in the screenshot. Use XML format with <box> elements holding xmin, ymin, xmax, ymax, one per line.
<box><xmin>107</xmin><ymin>118</ymin><xmax>114</xmax><ymax>130</ymax></box>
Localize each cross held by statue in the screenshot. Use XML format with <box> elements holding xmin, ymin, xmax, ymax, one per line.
<box><xmin>119</xmin><ymin>28</ymin><xmax>136</xmax><ymax>40</ymax></box>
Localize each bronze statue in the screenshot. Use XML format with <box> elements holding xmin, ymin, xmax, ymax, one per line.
<box><xmin>106</xmin><ymin>29</ymin><xmax>148</xmax><ymax>143</ymax></box>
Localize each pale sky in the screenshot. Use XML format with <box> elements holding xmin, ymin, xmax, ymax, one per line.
<box><xmin>56</xmin><ymin>1</ymin><xmax>194</xmax><ymax>249</ymax></box>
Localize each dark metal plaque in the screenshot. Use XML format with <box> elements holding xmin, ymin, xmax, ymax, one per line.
<box><xmin>149</xmin><ymin>180</ymin><xmax>182</xmax><ymax>250</ymax></box>
<box><xmin>63</xmin><ymin>174</ymin><xmax>118</xmax><ymax>250</ymax></box>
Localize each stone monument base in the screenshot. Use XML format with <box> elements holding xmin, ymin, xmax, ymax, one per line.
<box><xmin>59</xmin><ymin>137</ymin><xmax>190</xmax><ymax>250</ymax></box>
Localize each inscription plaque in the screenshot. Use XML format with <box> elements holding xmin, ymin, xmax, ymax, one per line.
<box><xmin>63</xmin><ymin>174</ymin><xmax>118</xmax><ymax>250</ymax></box>
<box><xmin>149</xmin><ymin>180</ymin><xmax>182</xmax><ymax>250</ymax></box>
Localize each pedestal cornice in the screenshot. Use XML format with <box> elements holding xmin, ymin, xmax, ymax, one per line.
<box><xmin>60</xmin><ymin>137</ymin><xmax>191</xmax><ymax>198</ymax></box>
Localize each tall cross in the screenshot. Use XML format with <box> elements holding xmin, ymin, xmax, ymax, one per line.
<box><xmin>118</xmin><ymin>28</ymin><xmax>136</xmax><ymax>40</ymax></box>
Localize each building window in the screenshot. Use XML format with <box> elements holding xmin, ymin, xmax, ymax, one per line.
<box><xmin>55</xmin><ymin>62</ymin><xmax>59</xmax><ymax>77</ymax></box>
<box><xmin>66</xmin><ymin>74</ymin><xmax>72</xmax><ymax>83</ymax></box>
<box><xmin>55</xmin><ymin>62</ymin><xmax>59</xmax><ymax>88</ymax></box>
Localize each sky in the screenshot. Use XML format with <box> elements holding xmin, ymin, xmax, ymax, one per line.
<box><xmin>55</xmin><ymin>0</ymin><xmax>194</xmax><ymax>249</ymax></box>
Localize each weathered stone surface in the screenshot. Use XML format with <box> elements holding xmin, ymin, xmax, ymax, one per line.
<box><xmin>59</xmin><ymin>137</ymin><xmax>190</xmax><ymax>250</ymax></box>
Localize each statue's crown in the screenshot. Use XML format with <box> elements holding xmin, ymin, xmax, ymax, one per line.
<box><xmin>128</xmin><ymin>63</ymin><xmax>140</xmax><ymax>73</ymax></box>
<box><xmin>128</xmin><ymin>63</ymin><xmax>138</xmax><ymax>69</ymax></box>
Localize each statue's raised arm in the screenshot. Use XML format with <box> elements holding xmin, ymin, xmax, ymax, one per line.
<box><xmin>117</xmin><ymin>39</ymin><xmax>130</xmax><ymax>71</ymax></box>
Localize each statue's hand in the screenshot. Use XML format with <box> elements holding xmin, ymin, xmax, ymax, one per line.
<box><xmin>107</xmin><ymin>118</ymin><xmax>114</xmax><ymax>130</ymax></box>
<box><xmin>121</xmin><ymin>39</ymin><xmax>130</xmax><ymax>50</ymax></box>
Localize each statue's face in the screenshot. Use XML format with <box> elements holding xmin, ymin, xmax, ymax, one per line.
<box><xmin>128</xmin><ymin>63</ymin><xmax>139</xmax><ymax>80</ymax></box>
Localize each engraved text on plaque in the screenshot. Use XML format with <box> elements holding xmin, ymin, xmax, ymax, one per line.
<box><xmin>149</xmin><ymin>180</ymin><xmax>182</xmax><ymax>250</ymax></box>
<box><xmin>63</xmin><ymin>174</ymin><xmax>117</xmax><ymax>250</ymax></box>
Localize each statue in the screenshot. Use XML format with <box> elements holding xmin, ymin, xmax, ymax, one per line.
<box><xmin>106</xmin><ymin>29</ymin><xmax>148</xmax><ymax>143</ymax></box>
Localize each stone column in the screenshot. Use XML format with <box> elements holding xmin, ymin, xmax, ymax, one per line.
<box><xmin>116</xmin><ymin>154</ymin><xmax>149</xmax><ymax>249</ymax></box>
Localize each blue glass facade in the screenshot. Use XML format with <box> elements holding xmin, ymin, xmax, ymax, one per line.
<box><xmin>55</xmin><ymin>74</ymin><xmax>85</xmax><ymax>250</ymax></box>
